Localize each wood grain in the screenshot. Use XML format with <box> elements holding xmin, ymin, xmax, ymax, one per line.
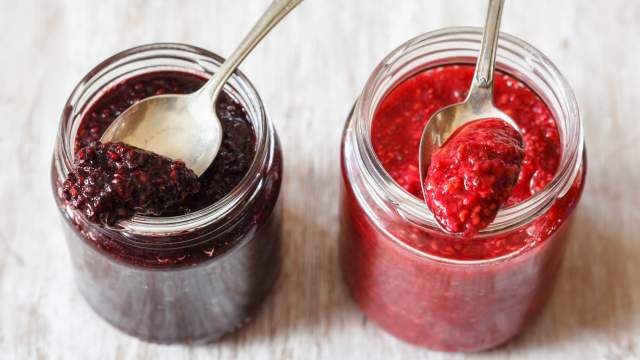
<box><xmin>1</xmin><ymin>0</ymin><xmax>639</xmax><ymax>359</ymax></box>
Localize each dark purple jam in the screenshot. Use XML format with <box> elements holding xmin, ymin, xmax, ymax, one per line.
<box><xmin>61</xmin><ymin>142</ymin><xmax>200</xmax><ymax>224</ymax></box>
<box><xmin>57</xmin><ymin>71</ymin><xmax>276</xmax><ymax>268</ymax></box>
<box><xmin>70</xmin><ymin>71</ymin><xmax>257</xmax><ymax>219</ymax></box>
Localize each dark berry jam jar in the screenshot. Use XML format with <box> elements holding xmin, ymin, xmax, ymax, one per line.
<box><xmin>51</xmin><ymin>44</ymin><xmax>283</xmax><ymax>343</ymax></box>
<box><xmin>340</xmin><ymin>28</ymin><xmax>586</xmax><ymax>352</ymax></box>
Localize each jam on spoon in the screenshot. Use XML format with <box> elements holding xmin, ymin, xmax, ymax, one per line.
<box><xmin>417</xmin><ymin>0</ymin><xmax>523</xmax><ymax>234</ymax></box>
<box><xmin>423</xmin><ymin>119</ymin><xmax>524</xmax><ymax>236</ymax></box>
<box><xmin>61</xmin><ymin>142</ymin><xmax>200</xmax><ymax>225</ymax></box>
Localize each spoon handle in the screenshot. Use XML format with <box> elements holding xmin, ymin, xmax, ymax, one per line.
<box><xmin>471</xmin><ymin>0</ymin><xmax>505</xmax><ymax>92</ymax></box>
<box><xmin>199</xmin><ymin>0</ymin><xmax>303</xmax><ymax>101</ymax></box>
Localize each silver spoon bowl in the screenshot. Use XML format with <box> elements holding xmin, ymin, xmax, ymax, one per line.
<box><xmin>101</xmin><ymin>0</ymin><xmax>303</xmax><ymax>177</ymax></box>
<box><xmin>418</xmin><ymin>0</ymin><xmax>520</xmax><ymax>199</ymax></box>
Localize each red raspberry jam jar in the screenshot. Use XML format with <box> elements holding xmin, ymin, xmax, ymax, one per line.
<box><xmin>340</xmin><ymin>28</ymin><xmax>586</xmax><ymax>352</ymax></box>
<box><xmin>51</xmin><ymin>44</ymin><xmax>282</xmax><ymax>343</ymax></box>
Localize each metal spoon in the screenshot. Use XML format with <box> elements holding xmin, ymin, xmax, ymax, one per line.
<box><xmin>100</xmin><ymin>0</ymin><xmax>303</xmax><ymax>176</ymax></box>
<box><xmin>418</xmin><ymin>0</ymin><xmax>521</xmax><ymax>198</ymax></box>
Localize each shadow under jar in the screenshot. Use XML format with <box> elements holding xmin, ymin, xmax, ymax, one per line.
<box><xmin>51</xmin><ymin>44</ymin><xmax>283</xmax><ymax>344</ymax></box>
<box><xmin>339</xmin><ymin>28</ymin><xmax>586</xmax><ymax>352</ymax></box>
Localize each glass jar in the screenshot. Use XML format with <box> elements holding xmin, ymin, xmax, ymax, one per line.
<box><xmin>339</xmin><ymin>27</ymin><xmax>586</xmax><ymax>352</ymax></box>
<box><xmin>51</xmin><ymin>43</ymin><xmax>283</xmax><ymax>343</ymax></box>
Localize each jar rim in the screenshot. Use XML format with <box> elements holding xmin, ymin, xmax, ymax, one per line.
<box><xmin>55</xmin><ymin>43</ymin><xmax>273</xmax><ymax>237</ymax></box>
<box><xmin>352</xmin><ymin>27</ymin><xmax>583</xmax><ymax>250</ymax></box>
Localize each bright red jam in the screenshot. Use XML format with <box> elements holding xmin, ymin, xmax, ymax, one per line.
<box><xmin>372</xmin><ymin>65</ymin><xmax>560</xmax><ymax>206</ymax></box>
<box><xmin>371</xmin><ymin>65</ymin><xmax>563</xmax><ymax>259</ymax></box>
<box><xmin>424</xmin><ymin>119</ymin><xmax>524</xmax><ymax>236</ymax></box>
<box><xmin>340</xmin><ymin>63</ymin><xmax>585</xmax><ymax>351</ymax></box>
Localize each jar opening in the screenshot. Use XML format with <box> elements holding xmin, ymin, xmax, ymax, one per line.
<box><xmin>55</xmin><ymin>43</ymin><xmax>273</xmax><ymax>237</ymax></box>
<box><xmin>353</xmin><ymin>27</ymin><xmax>583</xmax><ymax>238</ymax></box>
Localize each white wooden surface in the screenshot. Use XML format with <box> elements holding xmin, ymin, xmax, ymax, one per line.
<box><xmin>1</xmin><ymin>0</ymin><xmax>640</xmax><ymax>359</ymax></box>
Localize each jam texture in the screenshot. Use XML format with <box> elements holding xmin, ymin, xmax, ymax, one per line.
<box><xmin>372</xmin><ymin>65</ymin><xmax>560</xmax><ymax>208</ymax></box>
<box><xmin>424</xmin><ymin>119</ymin><xmax>524</xmax><ymax>236</ymax></box>
<box><xmin>61</xmin><ymin>142</ymin><xmax>200</xmax><ymax>224</ymax></box>
<box><xmin>74</xmin><ymin>71</ymin><xmax>256</xmax><ymax>217</ymax></box>
<box><xmin>371</xmin><ymin>65</ymin><xmax>563</xmax><ymax>259</ymax></box>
